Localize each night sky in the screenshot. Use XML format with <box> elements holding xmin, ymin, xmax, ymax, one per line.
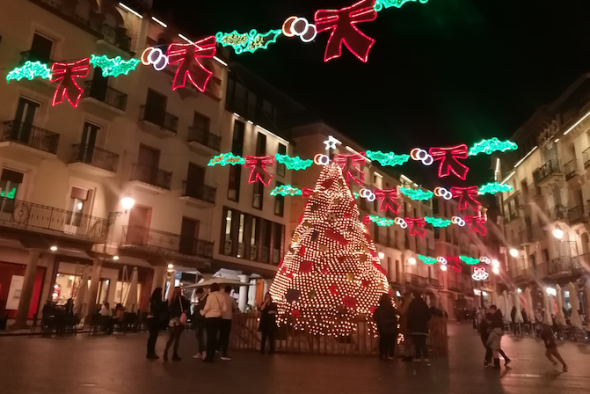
<box><xmin>153</xmin><ymin>0</ymin><xmax>590</xmax><ymax>186</ymax></box>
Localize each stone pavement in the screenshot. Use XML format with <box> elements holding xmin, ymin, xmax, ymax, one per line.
<box><xmin>1</xmin><ymin>323</ymin><xmax>589</xmax><ymax>394</ymax></box>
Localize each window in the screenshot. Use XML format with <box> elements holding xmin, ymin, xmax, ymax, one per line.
<box><xmin>387</xmin><ymin>257</ymin><xmax>392</xmax><ymax>281</ymax></box>
<box><xmin>77</xmin><ymin>122</ymin><xmax>100</xmax><ymax>163</ymax></box>
<box><xmin>433</xmin><ymin>200</ymin><xmax>439</xmax><ymax>215</ymax></box>
<box><xmin>256</xmin><ymin>132</ymin><xmax>267</xmax><ymax>156</ymax></box>
<box><xmin>89</xmin><ymin>66</ymin><xmax>109</xmax><ymax>101</ymax></box>
<box><xmin>277</xmin><ymin>143</ymin><xmax>287</xmax><ymax>177</ymax></box>
<box><xmin>386</xmin><ymin>227</ymin><xmax>391</xmax><ymax>247</ymax></box>
<box><xmin>262</xmin><ymin>99</ymin><xmax>275</xmax><ymax>123</ymax></box>
<box><xmin>65</xmin><ymin>187</ymin><xmax>90</xmax><ymax>227</ymax></box>
<box><xmin>222</xmin><ymin>209</ymin><xmax>233</xmax><ymax>255</ymax></box>
<box><xmin>231</xmin><ymin>121</ymin><xmax>245</xmax><ymax>155</ymax></box>
<box><xmin>234</xmin><ymin>82</ymin><xmax>247</xmax><ymax>114</ymax></box>
<box><xmin>12</xmin><ymin>98</ymin><xmax>39</xmax><ymax>145</ymax></box>
<box><xmin>274</xmin><ymin>182</ymin><xmax>284</xmax><ymax>217</ymax></box>
<box><xmin>253</xmin><ymin>182</ymin><xmax>264</xmax><ymax>209</ymax></box>
<box><xmin>228</xmin><ymin>121</ymin><xmax>245</xmax><ymax>202</ymax></box>
<box><xmin>237</xmin><ymin>213</ymin><xmax>246</xmax><ymax>258</ymax></box>
<box><xmin>179</xmin><ymin>217</ymin><xmax>200</xmax><ymax>255</ymax></box>
<box><xmin>247</xmin><ymin>91</ymin><xmax>257</xmax><ymax>119</ymax></box>
<box><xmin>29</xmin><ymin>33</ymin><xmax>53</xmax><ymax>63</ymax></box>
<box><xmin>192</xmin><ymin>112</ymin><xmax>210</xmax><ymax>135</ymax></box>
<box><xmin>249</xmin><ymin>217</ymin><xmax>259</xmax><ymax>260</ymax></box>
<box><xmin>272</xmin><ymin>223</ymin><xmax>283</xmax><ymax>264</ymax></box>
<box><xmin>373</xmin><ymin>223</ymin><xmax>380</xmax><ymax>243</ymax></box>
<box><xmin>0</xmin><ymin>169</ymin><xmax>23</xmax><ymax>213</ymax></box>
<box><xmin>262</xmin><ymin>220</ymin><xmax>272</xmax><ymax>263</ymax></box>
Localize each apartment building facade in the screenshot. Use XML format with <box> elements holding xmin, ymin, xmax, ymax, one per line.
<box><xmin>495</xmin><ymin>73</ymin><xmax>590</xmax><ymax>312</ymax></box>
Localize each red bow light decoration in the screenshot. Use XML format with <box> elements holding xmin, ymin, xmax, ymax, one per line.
<box><xmin>464</xmin><ymin>215</ymin><xmax>487</xmax><ymax>236</ymax></box>
<box><xmin>50</xmin><ymin>58</ymin><xmax>90</xmax><ymax>107</ymax></box>
<box><xmin>450</xmin><ymin>186</ymin><xmax>481</xmax><ymax>212</ymax></box>
<box><xmin>374</xmin><ymin>189</ymin><xmax>400</xmax><ymax>214</ymax></box>
<box><xmin>314</xmin><ymin>0</ymin><xmax>378</xmax><ymax>62</ymax></box>
<box><xmin>333</xmin><ymin>153</ymin><xmax>367</xmax><ymax>186</ymax></box>
<box><xmin>429</xmin><ymin>144</ymin><xmax>469</xmax><ymax>180</ymax></box>
<box><xmin>405</xmin><ymin>217</ymin><xmax>426</xmax><ymax>238</ymax></box>
<box><xmin>167</xmin><ymin>37</ymin><xmax>217</xmax><ymax>92</ymax></box>
<box><xmin>447</xmin><ymin>256</ymin><xmax>462</xmax><ymax>273</ymax></box>
<box><xmin>244</xmin><ymin>155</ymin><xmax>275</xmax><ymax>186</ymax></box>
<box><xmin>302</xmin><ymin>188</ymin><xmax>314</xmax><ymax>198</ymax></box>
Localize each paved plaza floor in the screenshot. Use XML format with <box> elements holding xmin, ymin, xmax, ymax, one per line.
<box><xmin>1</xmin><ymin>323</ymin><xmax>589</xmax><ymax>394</ymax></box>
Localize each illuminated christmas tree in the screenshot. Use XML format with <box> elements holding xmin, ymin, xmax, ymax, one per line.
<box><xmin>269</xmin><ymin>163</ymin><xmax>390</xmax><ymax>336</ymax></box>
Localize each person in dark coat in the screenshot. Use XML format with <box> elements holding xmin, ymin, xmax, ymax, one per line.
<box><xmin>373</xmin><ymin>294</ymin><xmax>398</xmax><ymax>360</ymax></box>
<box><xmin>407</xmin><ymin>293</ymin><xmax>431</xmax><ymax>365</ymax></box>
<box><xmin>163</xmin><ymin>287</ymin><xmax>190</xmax><ymax>361</ymax></box>
<box><xmin>489</xmin><ymin>305</ymin><xmax>510</xmax><ymax>367</ymax></box>
<box><xmin>480</xmin><ymin>313</ymin><xmax>492</xmax><ymax>366</ymax></box>
<box><xmin>192</xmin><ymin>288</ymin><xmax>208</xmax><ymax>360</ymax></box>
<box><xmin>259</xmin><ymin>293</ymin><xmax>278</xmax><ymax>354</ymax></box>
<box><xmin>540</xmin><ymin>324</ymin><xmax>567</xmax><ymax>372</ymax></box>
<box><xmin>146</xmin><ymin>287</ymin><xmax>164</xmax><ymax>360</ymax></box>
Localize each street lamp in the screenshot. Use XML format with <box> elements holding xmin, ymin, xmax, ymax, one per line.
<box><xmin>492</xmin><ymin>259</ymin><xmax>500</xmax><ymax>267</ymax></box>
<box><xmin>440</xmin><ymin>264</ymin><xmax>447</xmax><ymax>271</ymax></box>
<box><xmin>509</xmin><ymin>248</ymin><xmax>519</xmax><ymax>258</ymax></box>
<box><xmin>408</xmin><ymin>257</ymin><xmax>416</xmax><ymax>265</ymax></box>
<box><xmin>492</xmin><ymin>266</ymin><xmax>500</xmax><ymax>275</ymax></box>
<box><xmin>552</xmin><ymin>226</ymin><xmax>564</xmax><ymax>240</ymax></box>
<box><xmin>378</xmin><ymin>252</ymin><xmax>385</xmax><ymax>259</ymax></box>
<box><xmin>121</xmin><ymin>196</ymin><xmax>135</xmax><ymax>212</ymax></box>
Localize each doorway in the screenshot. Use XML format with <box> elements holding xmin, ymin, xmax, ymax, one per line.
<box><xmin>127</xmin><ymin>205</ymin><xmax>152</xmax><ymax>246</ymax></box>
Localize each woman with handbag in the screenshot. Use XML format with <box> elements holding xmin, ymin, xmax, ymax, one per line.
<box><xmin>163</xmin><ymin>287</ymin><xmax>189</xmax><ymax>361</ymax></box>
<box><xmin>201</xmin><ymin>283</ymin><xmax>227</xmax><ymax>363</ymax></box>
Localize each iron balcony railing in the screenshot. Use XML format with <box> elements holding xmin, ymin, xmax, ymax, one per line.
<box><xmin>563</xmin><ymin>159</ymin><xmax>577</xmax><ymax>180</ymax></box>
<box><xmin>83</xmin><ymin>81</ymin><xmax>127</xmax><ymax>111</ymax></box>
<box><xmin>140</xmin><ymin>105</ymin><xmax>178</xmax><ymax>133</ymax></box>
<box><xmin>568</xmin><ymin>205</ymin><xmax>587</xmax><ymax>224</ymax></box>
<box><xmin>182</xmin><ymin>181</ymin><xmax>216</xmax><ymax>204</ymax></box>
<box><xmin>130</xmin><ymin>164</ymin><xmax>172</xmax><ymax>190</ymax></box>
<box><xmin>549</xmin><ymin>205</ymin><xmax>567</xmax><ymax>221</ymax></box>
<box><xmin>19</xmin><ymin>49</ymin><xmax>54</xmax><ymax>66</ymax></box>
<box><xmin>2</xmin><ymin>120</ymin><xmax>59</xmax><ymax>154</ymax></box>
<box><xmin>406</xmin><ymin>274</ymin><xmax>429</xmax><ymax>287</ymax></box>
<box><xmin>583</xmin><ymin>147</ymin><xmax>590</xmax><ymax>169</ymax></box>
<box><xmin>187</xmin><ymin>127</ymin><xmax>221</xmax><ymax>151</ymax></box>
<box><xmin>533</xmin><ymin>159</ymin><xmax>560</xmax><ymax>184</ymax></box>
<box><xmin>547</xmin><ymin>256</ymin><xmax>581</xmax><ymax>276</ymax></box>
<box><xmin>71</xmin><ymin>143</ymin><xmax>119</xmax><ymax>173</ymax></box>
<box><xmin>0</xmin><ymin>196</ymin><xmax>109</xmax><ymax>241</ymax></box>
<box><xmin>121</xmin><ymin>225</ymin><xmax>213</xmax><ymax>258</ymax></box>
<box><xmin>520</xmin><ymin>224</ymin><xmax>545</xmax><ymax>243</ymax></box>
<box><xmin>100</xmin><ymin>25</ymin><xmax>131</xmax><ymax>52</ymax></box>
<box><xmin>429</xmin><ymin>277</ymin><xmax>441</xmax><ymax>288</ymax></box>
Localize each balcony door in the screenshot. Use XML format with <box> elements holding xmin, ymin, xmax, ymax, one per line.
<box><xmin>79</xmin><ymin>122</ymin><xmax>100</xmax><ymax>163</ymax></box>
<box><xmin>89</xmin><ymin>68</ymin><xmax>109</xmax><ymax>101</ymax></box>
<box><xmin>13</xmin><ymin>98</ymin><xmax>39</xmax><ymax>144</ymax></box>
<box><xmin>186</xmin><ymin>163</ymin><xmax>205</xmax><ymax>198</ymax></box>
<box><xmin>127</xmin><ymin>205</ymin><xmax>152</xmax><ymax>246</ymax></box>
<box><xmin>30</xmin><ymin>33</ymin><xmax>53</xmax><ymax>63</ymax></box>
<box><xmin>138</xmin><ymin>144</ymin><xmax>160</xmax><ymax>183</ymax></box>
<box><xmin>145</xmin><ymin>89</ymin><xmax>167</xmax><ymax>126</ymax></box>
<box><xmin>179</xmin><ymin>217</ymin><xmax>200</xmax><ymax>255</ymax></box>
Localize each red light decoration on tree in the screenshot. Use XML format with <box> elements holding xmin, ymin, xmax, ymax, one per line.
<box><xmin>464</xmin><ymin>215</ymin><xmax>487</xmax><ymax>236</ymax></box>
<box><xmin>429</xmin><ymin>144</ymin><xmax>469</xmax><ymax>180</ymax></box>
<box><xmin>269</xmin><ymin>163</ymin><xmax>389</xmax><ymax>336</ymax></box>
<box><xmin>167</xmin><ymin>37</ymin><xmax>217</xmax><ymax>92</ymax></box>
<box><xmin>333</xmin><ymin>152</ymin><xmax>367</xmax><ymax>186</ymax></box>
<box><xmin>314</xmin><ymin>0</ymin><xmax>378</xmax><ymax>62</ymax></box>
<box><xmin>302</xmin><ymin>188</ymin><xmax>314</xmax><ymax>198</ymax></box>
<box><xmin>450</xmin><ymin>186</ymin><xmax>481</xmax><ymax>212</ymax></box>
<box><xmin>244</xmin><ymin>155</ymin><xmax>275</xmax><ymax>186</ymax></box>
<box><xmin>405</xmin><ymin>217</ymin><xmax>426</xmax><ymax>238</ymax></box>
<box><xmin>50</xmin><ymin>58</ymin><xmax>90</xmax><ymax>107</ymax></box>
<box><xmin>374</xmin><ymin>188</ymin><xmax>400</xmax><ymax>214</ymax></box>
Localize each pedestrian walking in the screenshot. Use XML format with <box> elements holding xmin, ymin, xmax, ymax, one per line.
<box><xmin>259</xmin><ymin>293</ymin><xmax>278</xmax><ymax>354</ymax></box>
<box><xmin>480</xmin><ymin>313</ymin><xmax>492</xmax><ymax>367</ymax></box>
<box><xmin>407</xmin><ymin>293</ymin><xmax>431</xmax><ymax>366</ymax></box>
<box><xmin>146</xmin><ymin>287</ymin><xmax>164</xmax><ymax>360</ymax></box>
<box><xmin>399</xmin><ymin>293</ymin><xmax>413</xmax><ymax>361</ymax></box>
<box><xmin>192</xmin><ymin>288</ymin><xmax>208</xmax><ymax>360</ymax></box>
<box><xmin>373</xmin><ymin>293</ymin><xmax>398</xmax><ymax>360</ymax></box>
<box><xmin>163</xmin><ymin>287</ymin><xmax>189</xmax><ymax>362</ymax></box>
<box><xmin>488</xmin><ymin>304</ymin><xmax>511</xmax><ymax>368</ymax></box>
<box><xmin>201</xmin><ymin>283</ymin><xmax>227</xmax><ymax>363</ymax></box>
<box><xmin>219</xmin><ymin>285</ymin><xmax>238</xmax><ymax>361</ymax></box>
<box><xmin>539</xmin><ymin>324</ymin><xmax>568</xmax><ymax>372</ymax></box>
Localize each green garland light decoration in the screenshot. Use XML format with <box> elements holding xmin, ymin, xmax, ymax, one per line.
<box><xmin>424</xmin><ymin>216</ymin><xmax>451</xmax><ymax>228</ymax></box>
<box><xmin>216</xmin><ymin>29</ymin><xmax>281</xmax><ymax>54</ymax></box>
<box><xmin>90</xmin><ymin>55</ymin><xmax>140</xmax><ymax>77</ymax></box>
<box><xmin>275</xmin><ymin>154</ymin><xmax>313</xmax><ymax>170</ymax></box>
<box><xmin>460</xmin><ymin>256</ymin><xmax>480</xmax><ymax>265</ymax></box>
<box><xmin>366</xmin><ymin>150</ymin><xmax>410</xmax><ymax>167</ymax></box>
<box><xmin>469</xmin><ymin>138</ymin><xmax>518</xmax><ymax>156</ymax></box>
<box><xmin>6</xmin><ymin>61</ymin><xmax>51</xmax><ymax>82</ymax></box>
<box><xmin>418</xmin><ymin>255</ymin><xmax>437</xmax><ymax>265</ymax></box>
<box><xmin>353</xmin><ymin>192</ymin><xmax>360</xmax><ymax>200</ymax></box>
<box><xmin>374</xmin><ymin>0</ymin><xmax>429</xmax><ymax>11</ymax></box>
<box><xmin>478</xmin><ymin>182</ymin><xmax>513</xmax><ymax>195</ymax></box>
<box><xmin>208</xmin><ymin>153</ymin><xmax>245</xmax><ymax>166</ymax></box>
<box><xmin>270</xmin><ymin>185</ymin><xmax>302</xmax><ymax>196</ymax></box>
<box><xmin>369</xmin><ymin>215</ymin><xmax>395</xmax><ymax>227</ymax></box>
<box><xmin>400</xmin><ymin>187</ymin><xmax>433</xmax><ymax>201</ymax></box>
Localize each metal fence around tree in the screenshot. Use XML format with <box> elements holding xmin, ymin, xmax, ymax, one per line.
<box><xmin>230</xmin><ymin>313</ymin><xmax>448</xmax><ymax>357</ymax></box>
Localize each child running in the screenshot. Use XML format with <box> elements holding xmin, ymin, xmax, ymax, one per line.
<box><xmin>539</xmin><ymin>324</ymin><xmax>568</xmax><ymax>372</ymax></box>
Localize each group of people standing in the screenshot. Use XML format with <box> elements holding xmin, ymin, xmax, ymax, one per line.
<box><xmin>373</xmin><ymin>292</ymin><xmax>434</xmax><ymax>366</ymax></box>
<box><xmin>145</xmin><ymin>285</ymin><xmax>279</xmax><ymax>362</ymax></box>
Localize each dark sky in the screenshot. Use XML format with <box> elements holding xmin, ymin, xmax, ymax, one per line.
<box><xmin>153</xmin><ymin>0</ymin><xmax>590</xmax><ymax>186</ymax></box>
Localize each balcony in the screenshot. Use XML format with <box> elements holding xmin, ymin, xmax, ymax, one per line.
<box><xmin>406</xmin><ymin>274</ymin><xmax>429</xmax><ymax>287</ymax></box>
<box><xmin>584</xmin><ymin>147</ymin><xmax>590</xmax><ymax>169</ymax></box>
<box><xmin>429</xmin><ymin>277</ymin><xmax>441</xmax><ymax>288</ymax></box>
<box><xmin>568</xmin><ymin>205</ymin><xmax>588</xmax><ymax>226</ymax></box>
<box><xmin>180</xmin><ymin>181</ymin><xmax>216</xmax><ymax>207</ymax></box>
<box><xmin>69</xmin><ymin>143</ymin><xmax>119</xmax><ymax>176</ymax></box>
<box><xmin>0</xmin><ymin>196</ymin><xmax>109</xmax><ymax>242</ymax></box>
<box><xmin>533</xmin><ymin>160</ymin><xmax>562</xmax><ymax>185</ymax></box>
<box><xmin>81</xmin><ymin>81</ymin><xmax>127</xmax><ymax>118</ymax></box>
<box><xmin>187</xmin><ymin>127</ymin><xmax>221</xmax><ymax>154</ymax></box>
<box><xmin>97</xmin><ymin>25</ymin><xmax>132</xmax><ymax>53</ymax></box>
<box><xmin>427</xmin><ymin>248</ymin><xmax>436</xmax><ymax>257</ymax></box>
<box><xmin>547</xmin><ymin>256</ymin><xmax>582</xmax><ymax>277</ymax></box>
<box><xmin>563</xmin><ymin>159</ymin><xmax>577</xmax><ymax>180</ymax></box>
<box><xmin>549</xmin><ymin>205</ymin><xmax>567</xmax><ymax>222</ymax></box>
<box><xmin>120</xmin><ymin>225</ymin><xmax>213</xmax><ymax>259</ymax></box>
<box><xmin>0</xmin><ymin>121</ymin><xmax>59</xmax><ymax>159</ymax></box>
<box><xmin>129</xmin><ymin>164</ymin><xmax>172</xmax><ymax>193</ymax></box>
<box><xmin>505</xmin><ymin>211</ymin><xmax>519</xmax><ymax>223</ymax></box>
<box><xmin>139</xmin><ymin>106</ymin><xmax>178</xmax><ymax>138</ymax></box>
<box><xmin>520</xmin><ymin>225</ymin><xmax>545</xmax><ymax>244</ymax></box>
<box><xmin>19</xmin><ymin>50</ymin><xmax>54</xmax><ymax>66</ymax></box>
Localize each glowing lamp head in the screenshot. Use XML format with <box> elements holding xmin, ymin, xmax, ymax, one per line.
<box><xmin>378</xmin><ymin>252</ymin><xmax>385</xmax><ymax>259</ymax></box>
<box><xmin>492</xmin><ymin>266</ymin><xmax>500</xmax><ymax>275</ymax></box>
<box><xmin>167</xmin><ymin>263</ymin><xmax>174</xmax><ymax>269</ymax></box>
<box><xmin>113</xmin><ymin>256</ymin><xmax>119</xmax><ymax>261</ymax></box>
<box><xmin>440</xmin><ymin>265</ymin><xmax>447</xmax><ymax>271</ymax></box>
<box><xmin>509</xmin><ymin>248</ymin><xmax>519</xmax><ymax>258</ymax></box>
<box><xmin>517</xmin><ymin>288</ymin><xmax>522</xmax><ymax>293</ymax></box>
<box><xmin>409</xmin><ymin>257</ymin><xmax>416</xmax><ymax>265</ymax></box>
<box><xmin>552</xmin><ymin>227</ymin><xmax>564</xmax><ymax>240</ymax></box>
<box><xmin>492</xmin><ymin>259</ymin><xmax>500</xmax><ymax>268</ymax></box>
<box><xmin>121</xmin><ymin>196</ymin><xmax>136</xmax><ymax>211</ymax></box>
<box><xmin>50</xmin><ymin>246</ymin><xmax>58</xmax><ymax>252</ymax></box>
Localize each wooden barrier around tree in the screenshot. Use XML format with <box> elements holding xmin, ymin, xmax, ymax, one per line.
<box><xmin>230</xmin><ymin>314</ymin><xmax>448</xmax><ymax>357</ymax></box>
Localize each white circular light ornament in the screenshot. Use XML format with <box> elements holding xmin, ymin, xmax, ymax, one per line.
<box><xmin>394</xmin><ymin>217</ymin><xmax>407</xmax><ymax>229</ymax></box>
<box><xmin>282</xmin><ymin>16</ymin><xmax>317</xmax><ymax>43</ymax></box>
<box><xmin>434</xmin><ymin>187</ymin><xmax>453</xmax><ymax>200</ymax></box>
<box><xmin>451</xmin><ymin>216</ymin><xmax>465</xmax><ymax>227</ymax></box>
<box><xmin>314</xmin><ymin>154</ymin><xmax>330</xmax><ymax>166</ymax></box>
<box><xmin>410</xmin><ymin>148</ymin><xmax>433</xmax><ymax>166</ymax></box>
<box><xmin>360</xmin><ymin>189</ymin><xmax>376</xmax><ymax>201</ymax></box>
<box><xmin>437</xmin><ymin>256</ymin><xmax>447</xmax><ymax>265</ymax></box>
<box><xmin>472</xmin><ymin>267</ymin><xmax>489</xmax><ymax>281</ymax></box>
<box><xmin>480</xmin><ymin>256</ymin><xmax>491</xmax><ymax>265</ymax></box>
<box><xmin>142</xmin><ymin>47</ymin><xmax>169</xmax><ymax>71</ymax></box>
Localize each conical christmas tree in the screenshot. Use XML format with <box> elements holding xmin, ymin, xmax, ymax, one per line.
<box><xmin>269</xmin><ymin>163</ymin><xmax>390</xmax><ymax>336</ymax></box>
